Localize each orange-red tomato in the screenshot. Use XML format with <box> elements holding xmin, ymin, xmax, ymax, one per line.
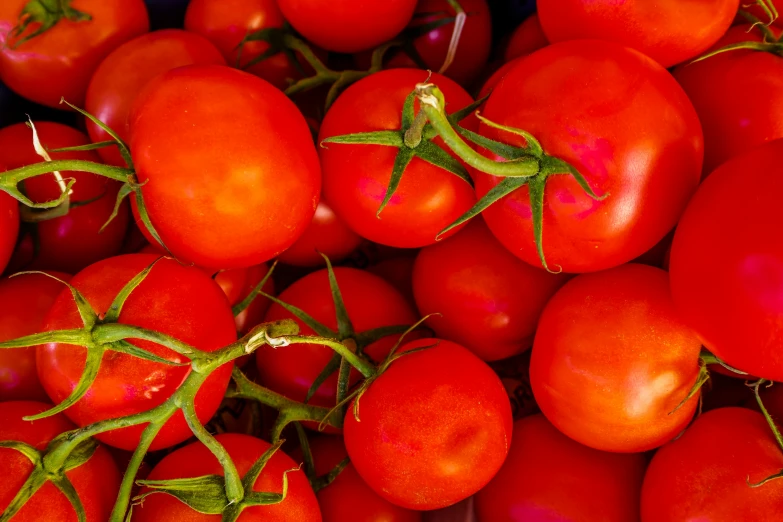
<box><xmin>504</xmin><ymin>13</ymin><xmax>548</xmax><ymax>61</ymax></box>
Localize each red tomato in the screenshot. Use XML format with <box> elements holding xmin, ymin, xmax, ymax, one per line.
<box><xmin>670</xmin><ymin>139</ymin><xmax>783</xmax><ymax>381</ymax></box>
<box><xmin>277</xmin><ymin>0</ymin><xmax>417</xmax><ymax>53</ymax></box>
<box><xmin>0</xmin><ymin>400</ymin><xmax>121</xmax><ymax>522</ymax></box>
<box><xmin>733</xmin><ymin>1</ymin><xmax>782</xmax><ymax>26</ymax></box>
<box><xmin>0</xmin><ymin>163</ymin><xmax>18</xmax><ymax>274</ymax></box>
<box><xmin>477</xmin><ymin>40</ymin><xmax>703</xmax><ymax>273</ymax></box>
<box><xmin>85</xmin><ymin>29</ymin><xmax>225</xmax><ymax>167</ymax></box>
<box><xmin>641</xmin><ymin>407</ymin><xmax>783</xmax><ymax>521</ymax></box>
<box><xmin>475</xmin><ymin>414</ymin><xmax>646</xmax><ymax>522</ymax></box>
<box><xmin>132</xmin><ymin>433</ymin><xmax>321</xmax><ymax>521</ymax></box>
<box><xmin>537</xmin><ymin>0</ymin><xmax>739</xmax><ymax>67</ymax></box>
<box><xmin>257</xmin><ymin>267</ymin><xmax>417</xmax><ymax>411</ymax></box>
<box><xmin>413</xmin><ymin>219</ymin><xmax>568</xmax><ymax>361</ymax></box>
<box><xmin>277</xmin><ymin>201</ymin><xmax>363</xmax><ymax>268</ymax></box>
<box><xmin>674</xmin><ymin>24</ymin><xmax>783</xmax><ymax>176</ymax></box>
<box><xmin>129</xmin><ymin>64</ymin><xmax>321</xmax><ymax>269</ymax></box>
<box><xmin>531</xmin><ymin>264</ymin><xmax>703</xmax><ymax>452</ymax></box>
<box><xmin>366</xmin><ymin>255</ymin><xmax>417</xmax><ymax>309</ymax></box>
<box><xmin>38</xmin><ymin>254</ymin><xmax>237</xmax><ymax>450</ymax></box>
<box><xmin>0</xmin><ymin>0</ymin><xmax>149</xmax><ymax>108</ymax></box>
<box><xmin>343</xmin><ymin>338</ymin><xmax>513</xmax><ymax>510</ymax></box>
<box><xmin>214</xmin><ymin>263</ymin><xmax>275</xmax><ymax>335</ymax></box>
<box><xmin>504</xmin><ymin>13</ymin><xmax>548</xmax><ymax>61</ymax></box>
<box><xmin>319</xmin><ymin>69</ymin><xmax>477</xmax><ymax>248</ymax></box>
<box><xmin>477</xmin><ymin>58</ymin><xmax>522</xmax><ymax>100</ymax></box>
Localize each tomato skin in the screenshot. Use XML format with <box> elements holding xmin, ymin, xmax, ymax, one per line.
<box><xmin>366</xmin><ymin>255</ymin><xmax>417</xmax><ymax>309</ymax></box>
<box><xmin>537</xmin><ymin>0</ymin><xmax>738</xmax><ymax>68</ymax></box>
<box><xmin>413</xmin><ymin>219</ymin><xmax>568</xmax><ymax>361</ymax></box>
<box><xmin>0</xmin><ymin>172</ymin><xmax>18</xmax><ymax>274</ymax></box>
<box><xmin>37</xmin><ymin>254</ymin><xmax>237</xmax><ymax>450</ymax></box>
<box><xmin>504</xmin><ymin>13</ymin><xmax>548</xmax><ymax>62</ymax></box>
<box><xmin>0</xmin><ymin>0</ymin><xmax>149</xmax><ymax>108</ymax></box>
<box><xmin>670</xmin><ymin>139</ymin><xmax>783</xmax><ymax>381</ymax></box>
<box><xmin>641</xmin><ymin>407</ymin><xmax>783</xmax><ymax>521</ymax></box>
<box><xmin>132</xmin><ymin>433</ymin><xmax>321</xmax><ymax>522</ymax></box>
<box><xmin>214</xmin><ymin>263</ymin><xmax>275</xmax><ymax>335</ymax></box>
<box><xmin>129</xmin><ymin>64</ymin><xmax>321</xmax><ymax>270</ymax></box>
<box><xmin>531</xmin><ymin>264</ymin><xmax>702</xmax><ymax>453</ymax></box>
<box><xmin>477</xmin><ymin>40</ymin><xmax>703</xmax><ymax>273</ymax></box>
<box><xmin>475</xmin><ymin>414</ymin><xmax>646</xmax><ymax>522</ymax></box>
<box><xmin>343</xmin><ymin>338</ymin><xmax>513</xmax><ymax>510</ymax></box>
<box><xmin>0</xmin><ymin>400</ymin><xmax>121</xmax><ymax>522</ymax></box>
<box><xmin>319</xmin><ymin>69</ymin><xmax>477</xmax><ymax>248</ymax></box>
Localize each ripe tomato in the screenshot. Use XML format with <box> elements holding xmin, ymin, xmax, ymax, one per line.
<box><xmin>366</xmin><ymin>254</ymin><xmax>417</xmax><ymax>309</ymax></box>
<box><xmin>531</xmin><ymin>263</ymin><xmax>703</xmax><ymax>452</ymax></box>
<box><xmin>0</xmin><ymin>400</ymin><xmax>121</xmax><ymax>522</ymax></box>
<box><xmin>277</xmin><ymin>0</ymin><xmax>417</xmax><ymax>53</ymax></box>
<box><xmin>343</xmin><ymin>338</ymin><xmax>513</xmax><ymax>510</ymax></box>
<box><xmin>132</xmin><ymin>433</ymin><xmax>321</xmax><ymax>521</ymax></box>
<box><xmin>413</xmin><ymin>219</ymin><xmax>568</xmax><ymax>361</ymax></box>
<box><xmin>0</xmin><ymin>0</ymin><xmax>149</xmax><ymax>108</ymax></box>
<box><xmin>38</xmin><ymin>254</ymin><xmax>237</xmax><ymax>450</ymax></box>
<box><xmin>129</xmin><ymin>64</ymin><xmax>321</xmax><ymax>269</ymax></box>
<box><xmin>477</xmin><ymin>40</ymin><xmax>702</xmax><ymax>272</ymax></box>
<box><xmin>504</xmin><ymin>13</ymin><xmax>548</xmax><ymax>61</ymax></box>
<box><xmin>537</xmin><ymin>0</ymin><xmax>739</xmax><ymax>67</ymax></box>
<box><xmin>475</xmin><ymin>414</ymin><xmax>646</xmax><ymax>522</ymax></box>
<box><xmin>0</xmin><ymin>163</ymin><xmax>18</xmax><ymax>274</ymax></box>
<box><xmin>670</xmin><ymin>139</ymin><xmax>783</xmax><ymax>381</ymax></box>
<box><xmin>85</xmin><ymin>29</ymin><xmax>225</xmax><ymax>167</ymax></box>
<box><xmin>319</xmin><ymin>69</ymin><xmax>477</xmax><ymax>248</ymax></box>
<box><xmin>641</xmin><ymin>407</ymin><xmax>783</xmax><ymax>521</ymax></box>
<box><xmin>214</xmin><ymin>263</ymin><xmax>275</xmax><ymax>335</ymax></box>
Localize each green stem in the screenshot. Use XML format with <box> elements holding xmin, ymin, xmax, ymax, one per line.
<box><xmin>403</xmin><ymin>110</ymin><xmax>429</xmax><ymax>148</ymax></box>
<box><xmin>1</xmin><ymin>159</ymin><xmax>132</xmax><ymax>186</ymax></box>
<box><xmin>285</xmin><ymin>335</ymin><xmax>376</xmax><ymax>378</ymax></box>
<box><xmin>91</xmin><ymin>323</ymin><xmax>197</xmax><ymax>358</ymax></box>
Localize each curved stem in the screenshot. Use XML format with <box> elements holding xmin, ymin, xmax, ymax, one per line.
<box><xmin>285</xmin><ymin>335</ymin><xmax>376</xmax><ymax>378</ymax></box>
<box><xmin>1</xmin><ymin>159</ymin><xmax>132</xmax><ymax>187</ymax></box>
<box><xmin>91</xmin><ymin>323</ymin><xmax>197</xmax><ymax>358</ymax></box>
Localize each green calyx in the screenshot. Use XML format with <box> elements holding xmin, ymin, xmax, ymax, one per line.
<box><xmin>692</xmin><ymin>6</ymin><xmax>783</xmax><ymax>63</ymax></box>
<box><xmin>7</xmin><ymin>0</ymin><xmax>91</xmax><ymax>48</ymax></box>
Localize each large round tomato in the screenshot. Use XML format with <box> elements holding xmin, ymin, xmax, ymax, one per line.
<box><xmin>129</xmin><ymin>64</ymin><xmax>321</xmax><ymax>269</ymax></box>
<box><xmin>477</xmin><ymin>40</ymin><xmax>703</xmax><ymax>272</ymax></box>
<box><xmin>319</xmin><ymin>69</ymin><xmax>476</xmax><ymax>248</ymax></box>
<box><xmin>504</xmin><ymin>13</ymin><xmax>548</xmax><ymax>61</ymax></box>
<box><xmin>0</xmin><ymin>162</ymin><xmax>18</xmax><ymax>274</ymax></box>
<box><xmin>38</xmin><ymin>254</ymin><xmax>237</xmax><ymax>450</ymax></box>
<box><xmin>343</xmin><ymin>338</ymin><xmax>513</xmax><ymax>510</ymax></box>
<box><xmin>0</xmin><ymin>400</ymin><xmax>121</xmax><ymax>522</ymax></box>
<box><xmin>132</xmin><ymin>433</ymin><xmax>321</xmax><ymax>521</ymax></box>
<box><xmin>413</xmin><ymin>219</ymin><xmax>568</xmax><ymax>361</ymax></box>
<box><xmin>670</xmin><ymin>139</ymin><xmax>783</xmax><ymax>381</ymax></box>
<box><xmin>475</xmin><ymin>414</ymin><xmax>646</xmax><ymax>522</ymax></box>
<box><xmin>530</xmin><ymin>263</ymin><xmax>703</xmax><ymax>452</ymax></box>
<box><xmin>0</xmin><ymin>0</ymin><xmax>149</xmax><ymax>108</ymax></box>
<box><xmin>641</xmin><ymin>407</ymin><xmax>783</xmax><ymax>521</ymax></box>
<box><xmin>85</xmin><ymin>29</ymin><xmax>225</xmax><ymax>167</ymax></box>
<box><xmin>537</xmin><ymin>0</ymin><xmax>738</xmax><ymax>67</ymax></box>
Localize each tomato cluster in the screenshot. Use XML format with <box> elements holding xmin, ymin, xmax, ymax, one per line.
<box><xmin>1</xmin><ymin>0</ymin><xmax>783</xmax><ymax>521</ymax></box>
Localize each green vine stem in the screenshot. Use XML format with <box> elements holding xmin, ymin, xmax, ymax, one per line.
<box><xmin>747</xmin><ymin>379</ymin><xmax>783</xmax><ymax>487</ymax></box>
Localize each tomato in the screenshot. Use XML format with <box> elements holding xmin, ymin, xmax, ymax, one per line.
<box><xmin>673</xmin><ymin>24</ymin><xmax>783</xmax><ymax>176</ymax></box>
<box><xmin>366</xmin><ymin>254</ymin><xmax>417</xmax><ymax>309</ymax></box>
<box><xmin>343</xmin><ymin>338</ymin><xmax>513</xmax><ymax>510</ymax></box>
<box><xmin>129</xmin><ymin>64</ymin><xmax>321</xmax><ymax>270</ymax></box>
<box><xmin>277</xmin><ymin>0</ymin><xmax>417</xmax><ymax>53</ymax></box>
<box><xmin>641</xmin><ymin>407</ymin><xmax>783</xmax><ymax>521</ymax></box>
<box><xmin>0</xmin><ymin>122</ymin><xmax>129</xmax><ymax>274</ymax></box>
<box><xmin>85</xmin><ymin>29</ymin><xmax>225</xmax><ymax>167</ymax></box>
<box><xmin>214</xmin><ymin>263</ymin><xmax>275</xmax><ymax>335</ymax></box>
<box><xmin>504</xmin><ymin>13</ymin><xmax>548</xmax><ymax>61</ymax></box>
<box><xmin>0</xmin><ymin>0</ymin><xmax>149</xmax><ymax>108</ymax></box>
<box><xmin>0</xmin><ymin>164</ymin><xmax>18</xmax><ymax>274</ymax></box>
<box><xmin>38</xmin><ymin>254</ymin><xmax>237</xmax><ymax>450</ymax></box>
<box><xmin>489</xmin><ymin>350</ymin><xmax>539</xmax><ymax>421</ymax></box>
<box><xmin>477</xmin><ymin>40</ymin><xmax>702</xmax><ymax>273</ymax></box>
<box><xmin>277</xmin><ymin>201</ymin><xmax>363</xmax><ymax>268</ymax></box>
<box><xmin>531</xmin><ymin>264</ymin><xmax>703</xmax><ymax>452</ymax></box>
<box><xmin>413</xmin><ymin>219</ymin><xmax>568</xmax><ymax>361</ymax></box>
<box><xmin>475</xmin><ymin>414</ymin><xmax>646</xmax><ymax>522</ymax></box>
<box><xmin>0</xmin><ymin>400</ymin><xmax>121</xmax><ymax>522</ymax></box>
<box><xmin>319</xmin><ymin>69</ymin><xmax>477</xmax><ymax>248</ymax></box>
<box><xmin>537</xmin><ymin>0</ymin><xmax>738</xmax><ymax>68</ymax></box>
<box><xmin>257</xmin><ymin>267</ymin><xmax>417</xmax><ymax>411</ymax></box>
<box><xmin>670</xmin><ymin>138</ymin><xmax>783</xmax><ymax>381</ymax></box>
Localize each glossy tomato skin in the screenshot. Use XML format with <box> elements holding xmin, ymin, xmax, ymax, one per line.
<box><xmin>0</xmin><ymin>0</ymin><xmax>149</xmax><ymax>108</ymax></box>
<box><xmin>0</xmin><ymin>401</ymin><xmax>121</xmax><ymax>522</ymax></box>
<box><xmin>343</xmin><ymin>338</ymin><xmax>513</xmax><ymax>510</ymax></box>
<box><xmin>641</xmin><ymin>408</ymin><xmax>783</xmax><ymax>521</ymax></box>
<box><xmin>477</xmin><ymin>40</ymin><xmax>703</xmax><ymax>273</ymax></box>
<box><xmin>670</xmin><ymin>139</ymin><xmax>783</xmax><ymax>381</ymax></box>
<box><xmin>320</xmin><ymin>69</ymin><xmax>477</xmax><ymax>248</ymax></box>
<box><xmin>413</xmin><ymin>219</ymin><xmax>568</xmax><ymax>361</ymax></box>
<box><xmin>537</xmin><ymin>0</ymin><xmax>738</xmax><ymax>67</ymax></box>
<box><xmin>214</xmin><ymin>262</ymin><xmax>275</xmax><ymax>335</ymax></box>
<box><xmin>0</xmin><ymin>165</ymin><xmax>18</xmax><ymax>274</ymax></box>
<box><xmin>130</xmin><ymin>64</ymin><xmax>321</xmax><ymax>270</ymax></box>
<box><xmin>504</xmin><ymin>13</ymin><xmax>548</xmax><ymax>61</ymax></box>
<box><xmin>85</xmin><ymin>29</ymin><xmax>225</xmax><ymax>167</ymax></box>
<box><xmin>531</xmin><ymin>264</ymin><xmax>703</xmax><ymax>452</ymax></box>
<box><xmin>37</xmin><ymin>254</ymin><xmax>237</xmax><ymax>450</ymax></box>
<box><xmin>475</xmin><ymin>414</ymin><xmax>646</xmax><ymax>522</ymax></box>
<box><xmin>132</xmin><ymin>433</ymin><xmax>321</xmax><ymax>522</ymax></box>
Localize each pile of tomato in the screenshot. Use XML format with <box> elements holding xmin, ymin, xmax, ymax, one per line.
<box><xmin>0</xmin><ymin>0</ymin><xmax>782</xmax><ymax>520</ymax></box>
